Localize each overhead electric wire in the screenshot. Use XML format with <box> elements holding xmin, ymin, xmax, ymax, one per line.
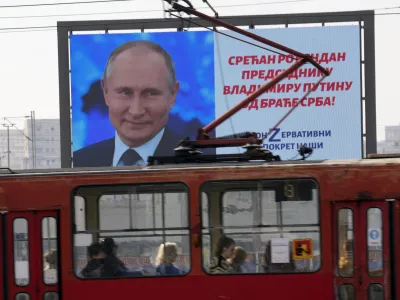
<box><xmin>0</xmin><ymin>1</ymin><xmax>399</xmax><ymax>34</ymax></box>
<box><xmin>3</xmin><ymin>0</ymin><xmax>398</xmax><ymax>10</ymax></box>
<box><xmin>0</xmin><ymin>0</ymin><xmax>140</xmax><ymax>9</ymax></box>
<box><xmin>0</xmin><ymin>0</ymin><xmax>312</xmax><ymax>19</ymax></box>
<box><xmin>171</xmin><ymin>13</ymin><xmax>291</xmax><ymax>58</ymax></box>
<box><xmin>1</xmin><ymin>11</ymin><xmax>399</xmax><ymax>34</ymax></box>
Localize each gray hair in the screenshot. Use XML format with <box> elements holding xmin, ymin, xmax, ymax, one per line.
<box><xmin>102</xmin><ymin>40</ymin><xmax>177</xmax><ymax>89</ymax></box>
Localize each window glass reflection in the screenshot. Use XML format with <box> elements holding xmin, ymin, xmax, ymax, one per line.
<box><xmin>367</xmin><ymin>208</ymin><xmax>383</xmax><ymax>277</ymax></box>
<box><xmin>338</xmin><ymin>209</ymin><xmax>354</xmax><ymax>277</ymax></box>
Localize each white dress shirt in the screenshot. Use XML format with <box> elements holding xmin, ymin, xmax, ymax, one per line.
<box><xmin>112</xmin><ymin>128</ymin><xmax>165</xmax><ymax>167</ymax></box>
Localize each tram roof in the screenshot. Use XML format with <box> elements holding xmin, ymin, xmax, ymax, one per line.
<box><xmin>1</xmin><ymin>155</ymin><xmax>400</xmax><ymax>178</ymax></box>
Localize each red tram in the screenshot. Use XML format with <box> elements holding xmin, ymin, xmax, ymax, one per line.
<box><xmin>0</xmin><ymin>2</ymin><xmax>388</xmax><ymax>299</ymax></box>
<box><xmin>0</xmin><ymin>156</ymin><xmax>400</xmax><ymax>300</ymax></box>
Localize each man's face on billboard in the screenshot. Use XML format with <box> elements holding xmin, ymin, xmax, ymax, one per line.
<box><xmin>102</xmin><ymin>46</ymin><xmax>179</xmax><ymax>148</ymax></box>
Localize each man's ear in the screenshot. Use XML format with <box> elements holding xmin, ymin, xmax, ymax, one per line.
<box><xmin>101</xmin><ymin>78</ymin><xmax>109</xmax><ymax>106</ymax></box>
<box><xmin>169</xmin><ymin>81</ymin><xmax>180</xmax><ymax>110</ymax></box>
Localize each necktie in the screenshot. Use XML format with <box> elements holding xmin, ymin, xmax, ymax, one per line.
<box><xmin>119</xmin><ymin>149</ymin><xmax>142</xmax><ymax>166</ymax></box>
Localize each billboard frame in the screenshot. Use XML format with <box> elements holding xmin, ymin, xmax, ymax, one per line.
<box><xmin>57</xmin><ymin>10</ymin><xmax>376</xmax><ymax>168</ymax></box>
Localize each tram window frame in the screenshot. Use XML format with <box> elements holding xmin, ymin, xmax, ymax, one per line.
<box><xmin>71</xmin><ymin>182</ymin><xmax>191</xmax><ymax>280</ymax></box>
<box><xmin>200</xmin><ymin>178</ymin><xmax>321</xmax><ymax>276</ymax></box>
<box><xmin>13</xmin><ymin>218</ymin><xmax>30</xmax><ymax>286</ymax></box>
<box><xmin>366</xmin><ymin>207</ymin><xmax>383</xmax><ymax>277</ymax></box>
<box><xmin>337</xmin><ymin>208</ymin><xmax>355</xmax><ymax>278</ymax></box>
<box><xmin>41</xmin><ymin>216</ymin><xmax>58</xmax><ymax>286</ymax></box>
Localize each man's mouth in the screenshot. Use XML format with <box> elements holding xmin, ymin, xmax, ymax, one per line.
<box><xmin>124</xmin><ymin>120</ymin><xmax>151</xmax><ymax>128</ymax></box>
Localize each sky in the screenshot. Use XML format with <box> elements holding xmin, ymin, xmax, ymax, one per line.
<box><xmin>0</xmin><ymin>0</ymin><xmax>399</xmax><ymax>141</ymax></box>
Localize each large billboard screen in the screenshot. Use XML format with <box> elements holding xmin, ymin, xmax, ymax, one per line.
<box><xmin>70</xmin><ymin>25</ymin><xmax>361</xmax><ymax>168</ymax></box>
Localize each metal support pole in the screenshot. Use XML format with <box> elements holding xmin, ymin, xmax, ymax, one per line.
<box><xmin>30</xmin><ymin>111</ymin><xmax>36</xmax><ymax>169</ymax></box>
<box><xmin>30</xmin><ymin>110</ymin><xmax>36</xmax><ymax>169</ymax></box>
<box><xmin>2</xmin><ymin>124</ymin><xmax>14</xmax><ymax>168</ymax></box>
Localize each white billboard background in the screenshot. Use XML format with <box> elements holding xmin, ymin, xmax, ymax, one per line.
<box><xmin>214</xmin><ymin>25</ymin><xmax>362</xmax><ymax>160</ymax></box>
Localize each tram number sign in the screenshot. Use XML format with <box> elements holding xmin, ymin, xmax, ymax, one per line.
<box><xmin>292</xmin><ymin>238</ymin><xmax>313</xmax><ymax>260</ymax></box>
<box><xmin>284</xmin><ymin>184</ymin><xmax>295</xmax><ymax>199</ymax></box>
<box><xmin>275</xmin><ymin>180</ymin><xmax>315</xmax><ymax>202</ymax></box>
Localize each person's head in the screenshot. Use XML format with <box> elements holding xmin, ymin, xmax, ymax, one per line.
<box><xmin>215</xmin><ymin>235</ymin><xmax>236</xmax><ymax>259</ymax></box>
<box><xmin>102</xmin><ymin>40</ymin><xmax>180</xmax><ymax>148</ymax></box>
<box><xmin>88</xmin><ymin>242</ymin><xmax>105</xmax><ymax>259</ymax></box>
<box><xmin>102</xmin><ymin>238</ymin><xmax>118</xmax><ymax>256</ymax></box>
<box><xmin>155</xmin><ymin>242</ymin><xmax>178</xmax><ymax>266</ymax></box>
<box><xmin>229</xmin><ymin>246</ymin><xmax>248</xmax><ymax>265</ymax></box>
<box><xmin>44</xmin><ymin>249</ymin><xmax>57</xmax><ymax>268</ymax></box>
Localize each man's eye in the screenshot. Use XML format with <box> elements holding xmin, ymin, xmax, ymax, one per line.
<box><xmin>146</xmin><ymin>90</ymin><xmax>160</xmax><ymax>96</ymax></box>
<box><xmin>117</xmin><ymin>89</ymin><xmax>131</xmax><ymax>95</ymax></box>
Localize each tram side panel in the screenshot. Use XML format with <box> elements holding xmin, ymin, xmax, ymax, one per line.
<box><xmin>61</xmin><ymin>175</ymin><xmax>333</xmax><ymax>300</ymax></box>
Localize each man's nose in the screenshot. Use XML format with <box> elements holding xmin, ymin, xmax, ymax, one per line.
<box><xmin>128</xmin><ymin>96</ymin><xmax>146</xmax><ymax>116</ymax></box>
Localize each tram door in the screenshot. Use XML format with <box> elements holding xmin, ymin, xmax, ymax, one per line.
<box><xmin>3</xmin><ymin>211</ymin><xmax>60</xmax><ymax>300</ymax></box>
<box><xmin>392</xmin><ymin>200</ymin><xmax>400</xmax><ymax>300</ymax></box>
<box><xmin>332</xmin><ymin>201</ymin><xmax>389</xmax><ymax>300</ymax></box>
<box><xmin>1</xmin><ymin>213</ymin><xmax>5</xmax><ymax>300</ymax></box>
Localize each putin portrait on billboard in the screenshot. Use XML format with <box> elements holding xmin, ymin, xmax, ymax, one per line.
<box><xmin>73</xmin><ymin>40</ymin><xmax>194</xmax><ymax>167</ymax></box>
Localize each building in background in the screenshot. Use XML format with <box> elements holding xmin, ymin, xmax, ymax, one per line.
<box><xmin>24</xmin><ymin>119</ymin><xmax>61</xmax><ymax>169</ymax></box>
<box><xmin>0</xmin><ymin>127</ymin><xmax>26</xmax><ymax>169</ymax></box>
<box><xmin>0</xmin><ymin>119</ymin><xmax>61</xmax><ymax>170</ymax></box>
<box><xmin>2</xmin><ymin>117</ymin><xmax>400</xmax><ymax>169</ymax></box>
<box><xmin>377</xmin><ymin>125</ymin><xmax>400</xmax><ymax>154</ymax></box>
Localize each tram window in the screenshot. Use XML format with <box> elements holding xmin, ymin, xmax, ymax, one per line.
<box><xmin>42</xmin><ymin>217</ymin><xmax>58</xmax><ymax>285</ymax></box>
<box><xmin>201</xmin><ymin>179</ymin><xmax>320</xmax><ymax>275</ymax></box>
<box><xmin>15</xmin><ymin>293</ymin><xmax>30</xmax><ymax>300</ymax></box>
<box><xmin>13</xmin><ymin>218</ymin><xmax>30</xmax><ymax>286</ymax></box>
<box><xmin>72</xmin><ymin>183</ymin><xmax>190</xmax><ymax>279</ymax></box>
<box><xmin>367</xmin><ymin>208</ymin><xmax>383</xmax><ymax>277</ymax></box>
<box><xmin>339</xmin><ymin>284</ymin><xmax>355</xmax><ymax>300</ymax></box>
<box><xmin>337</xmin><ymin>209</ymin><xmax>354</xmax><ymax>278</ymax></box>
<box><xmin>43</xmin><ymin>292</ymin><xmax>59</xmax><ymax>300</ymax></box>
<box><xmin>368</xmin><ymin>284</ymin><xmax>384</xmax><ymax>300</ymax></box>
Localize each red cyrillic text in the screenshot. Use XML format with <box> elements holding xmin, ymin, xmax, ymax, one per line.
<box><xmin>223</xmin><ymin>81</ymin><xmax>352</xmax><ymax>95</ymax></box>
<box><xmin>228</xmin><ymin>52</ymin><xmax>346</xmax><ymax>66</ymax></box>
<box><xmin>244</xmin><ymin>96</ymin><xmax>336</xmax><ymax>110</ymax></box>
<box><xmin>241</xmin><ymin>67</ymin><xmax>334</xmax><ymax>80</ymax></box>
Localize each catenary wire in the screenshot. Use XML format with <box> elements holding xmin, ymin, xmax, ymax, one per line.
<box><xmin>0</xmin><ymin>0</ymin><xmax>312</xmax><ymax>19</ymax></box>
<box><xmin>0</xmin><ymin>9</ymin><xmax>399</xmax><ymax>33</ymax></box>
<box><xmin>170</xmin><ymin>12</ymin><xmax>292</xmax><ymax>58</ymax></box>
<box><xmin>2</xmin><ymin>0</ymin><xmax>398</xmax><ymax>10</ymax></box>
<box><xmin>1</xmin><ymin>1</ymin><xmax>399</xmax><ymax>19</ymax></box>
<box><xmin>0</xmin><ymin>0</ymin><xmax>141</xmax><ymax>9</ymax></box>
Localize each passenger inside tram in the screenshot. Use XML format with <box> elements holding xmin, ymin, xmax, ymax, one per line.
<box><xmin>80</xmin><ymin>239</ymin><xmax>145</xmax><ymax>278</ymax></box>
<box><xmin>79</xmin><ymin>242</ymin><xmax>106</xmax><ymax>278</ymax></box>
<box><xmin>227</xmin><ymin>246</ymin><xmax>248</xmax><ymax>273</ymax></box>
<box><xmin>43</xmin><ymin>249</ymin><xmax>58</xmax><ymax>270</ymax></box>
<box><xmin>208</xmin><ymin>235</ymin><xmax>237</xmax><ymax>274</ymax></box>
<box><xmin>101</xmin><ymin>238</ymin><xmax>144</xmax><ymax>277</ymax></box>
<box><xmin>155</xmin><ymin>242</ymin><xmax>181</xmax><ymax>275</ymax></box>
<box><xmin>43</xmin><ymin>249</ymin><xmax>58</xmax><ymax>284</ymax></box>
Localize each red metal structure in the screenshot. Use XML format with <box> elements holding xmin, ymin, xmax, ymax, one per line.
<box><xmin>161</xmin><ymin>0</ymin><xmax>331</xmax><ymax>154</ymax></box>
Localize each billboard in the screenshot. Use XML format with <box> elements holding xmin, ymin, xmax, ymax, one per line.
<box><xmin>69</xmin><ymin>25</ymin><xmax>362</xmax><ymax>167</ymax></box>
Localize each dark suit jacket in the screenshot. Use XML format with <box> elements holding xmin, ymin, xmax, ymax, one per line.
<box><xmin>73</xmin><ymin>128</ymin><xmax>216</xmax><ymax>168</ymax></box>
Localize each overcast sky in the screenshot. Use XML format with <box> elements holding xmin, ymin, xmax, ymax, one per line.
<box><xmin>0</xmin><ymin>0</ymin><xmax>399</xmax><ymax>141</ymax></box>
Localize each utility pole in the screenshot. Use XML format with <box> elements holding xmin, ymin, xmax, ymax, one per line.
<box><xmin>30</xmin><ymin>111</ymin><xmax>36</xmax><ymax>169</ymax></box>
<box><xmin>2</xmin><ymin>116</ymin><xmax>33</xmax><ymax>170</ymax></box>
<box><xmin>2</xmin><ymin>123</ymin><xmax>14</xmax><ymax>168</ymax></box>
